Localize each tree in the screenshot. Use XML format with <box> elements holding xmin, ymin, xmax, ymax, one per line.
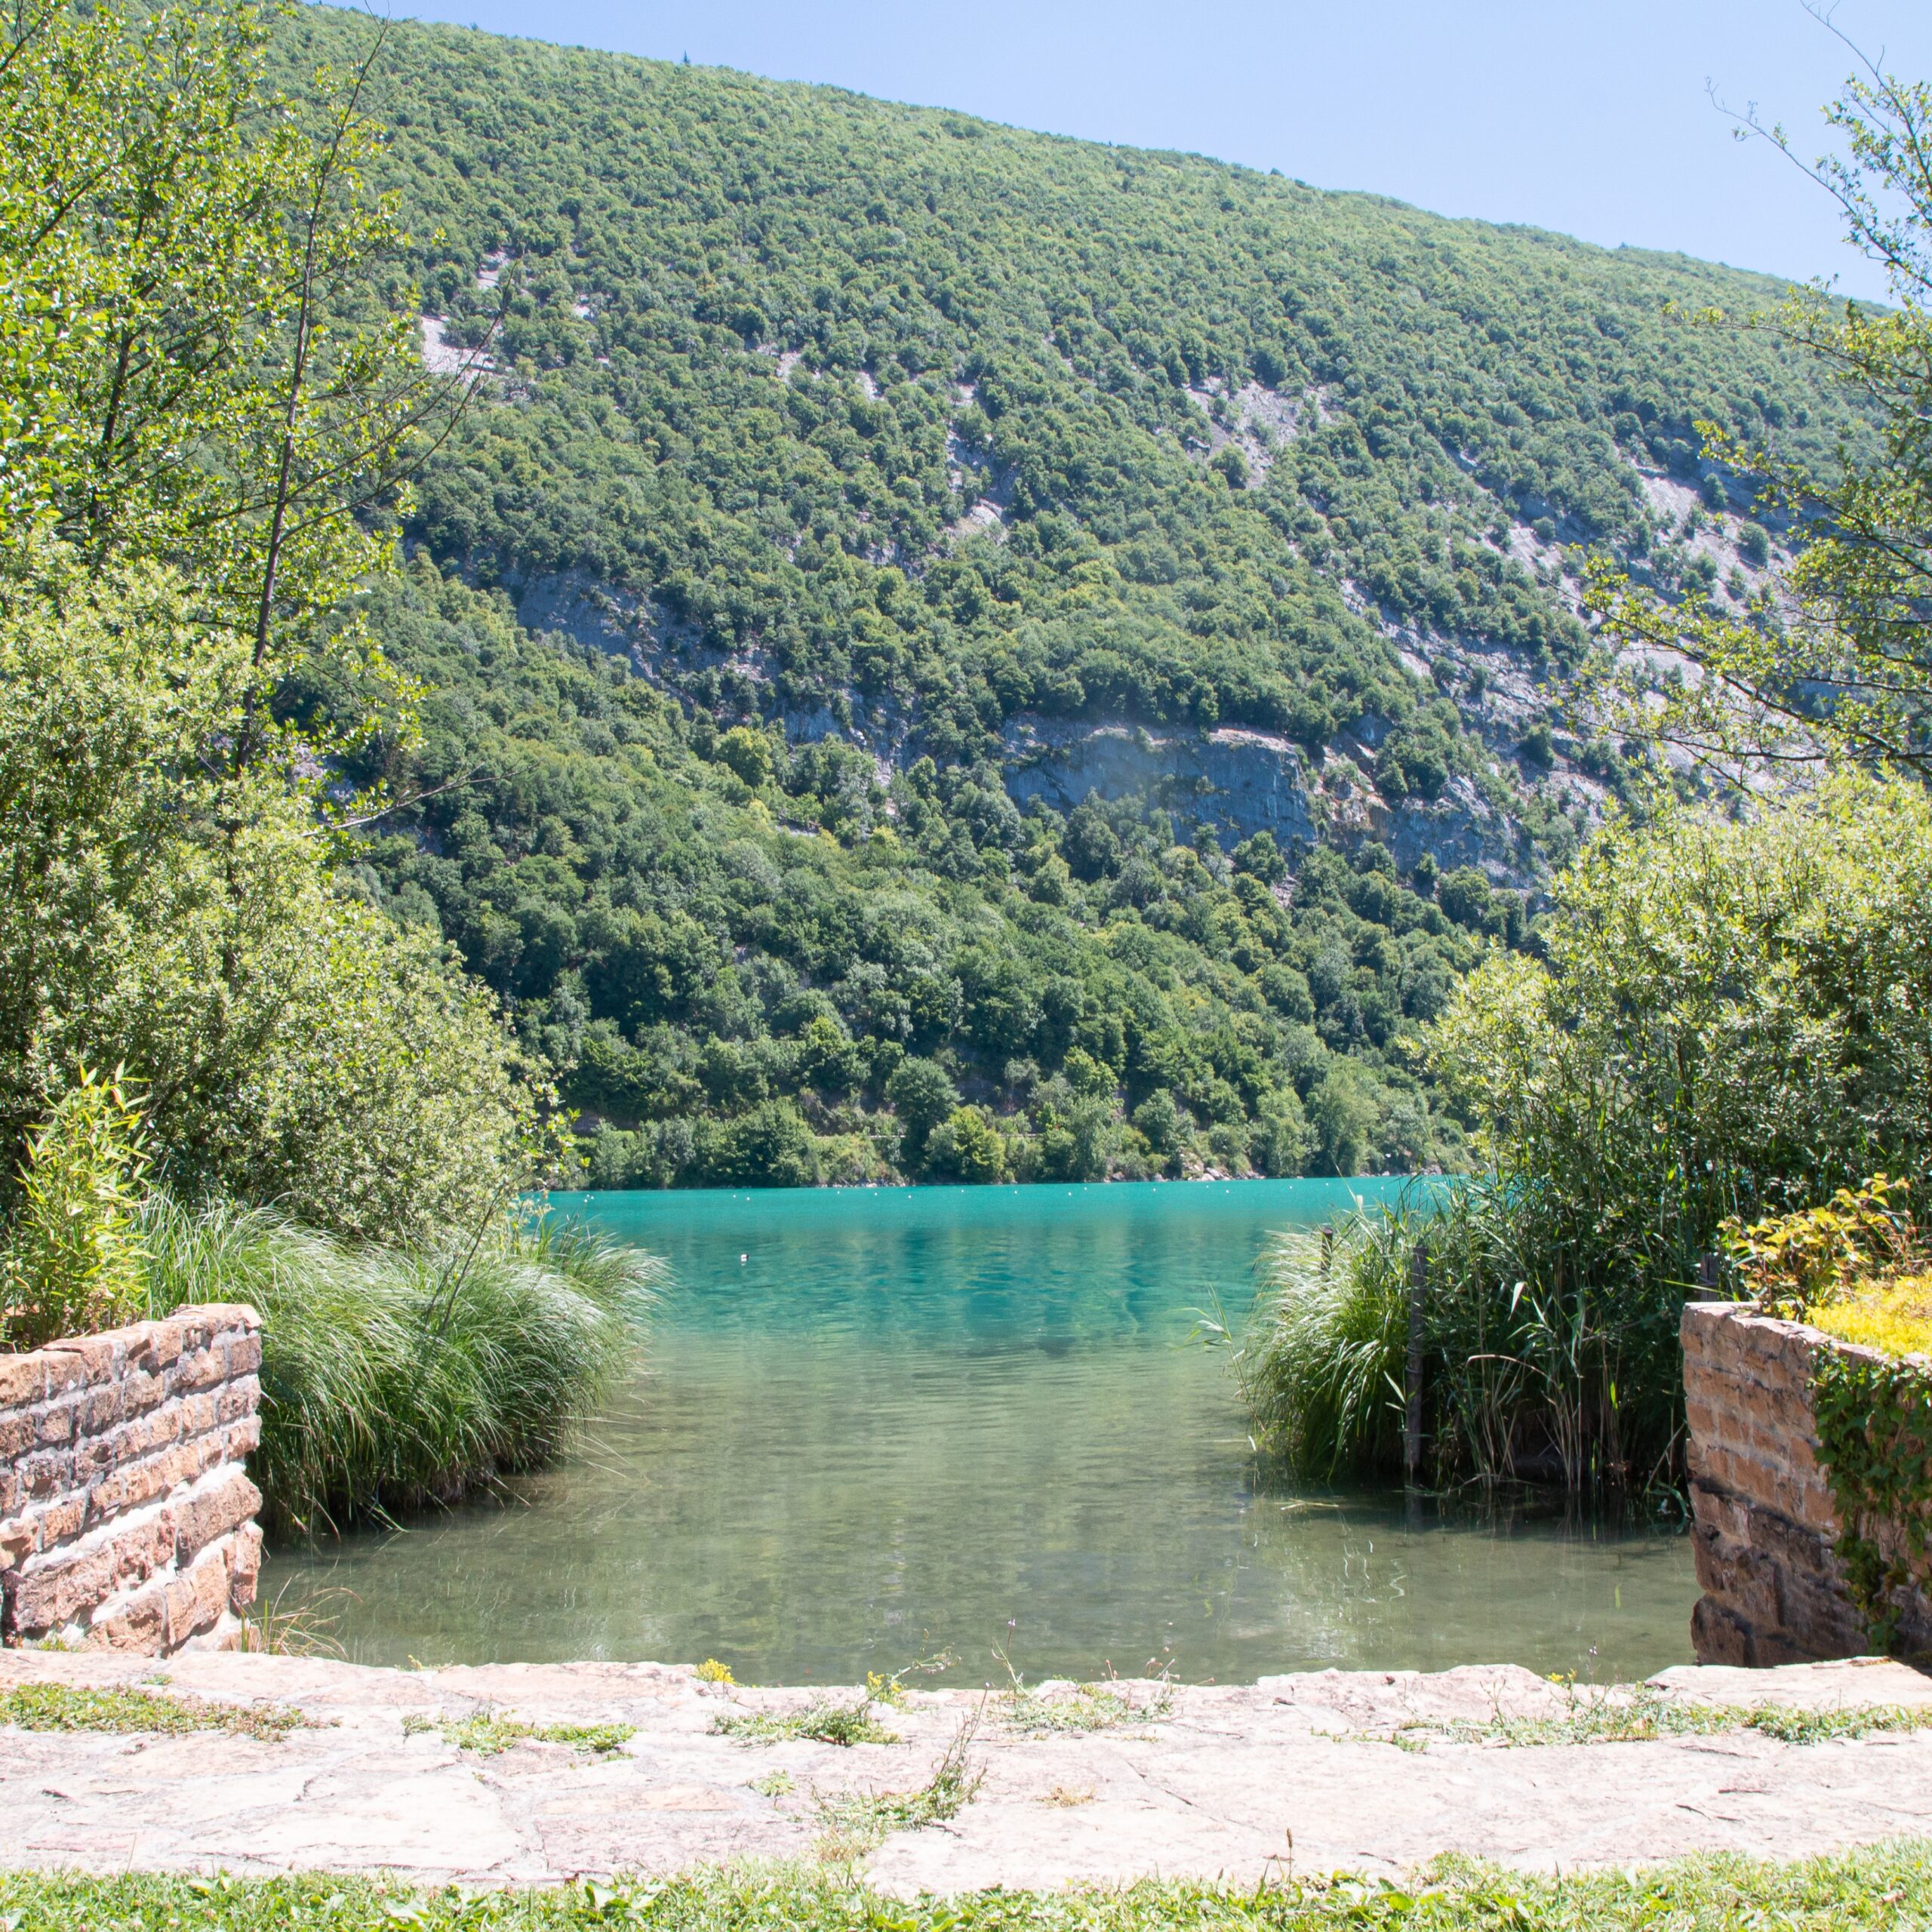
<box><xmin>884</xmin><ymin>1057</ymin><xmax>959</xmax><ymax>1169</ymax></box>
<box><xmin>1309</xmin><ymin>1062</ymin><xmax>1380</xmax><ymax>1177</ymax></box>
<box><xmin>0</xmin><ymin>2</ymin><xmax>533</xmax><ymax>1235</ymax></box>
<box><xmin>1587</xmin><ymin>29</ymin><xmax>1932</xmax><ymax>776</ymax></box>
<box><xmin>0</xmin><ymin>563</ymin><xmax>549</xmax><ymax>1239</ymax></box>
<box><xmin>0</xmin><ymin>0</ymin><xmax>497</xmax><ymax>795</ymax></box>
<box><xmin>1426</xmin><ymin>774</ymin><xmax>1932</xmax><ymax>1250</ymax></box>
<box><xmin>927</xmin><ymin>1104</ymin><xmax>1007</xmax><ymax>1183</ymax></box>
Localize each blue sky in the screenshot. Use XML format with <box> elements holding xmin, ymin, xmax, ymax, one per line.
<box><xmin>376</xmin><ymin>1</ymin><xmax>1932</xmax><ymax>302</ymax></box>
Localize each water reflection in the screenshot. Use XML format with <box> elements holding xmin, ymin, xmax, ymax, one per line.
<box><xmin>266</xmin><ymin>1181</ymin><xmax>1695</xmax><ymax>1683</ymax></box>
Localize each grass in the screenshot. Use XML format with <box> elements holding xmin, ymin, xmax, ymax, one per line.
<box><xmin>402</xmin><ymin>1711</ymin><xmax>636</xmax><ymax>1756</ymax></box>
<box><xmin>712</xmin><ymin>1697</ymin><xmax>900</xmax><ymax>1747</ymax></box>
<box><xmin>139</xmin><ymin>1194</ymin><xmax>661</xmax><ymax>1537</ymax></box>
<box><xmin>0</xmin><ymin>1681</ymin><xmax>306</xmax><ymax>1742</ymax></box>
<box><xmin>0</xmin><ymin>1844</ymin><xmax>1928</xmax><ymax>1928</ymax></box>
<box><xmin>997</xmin><ymin>1666</ymin><xmax>1173</xmax><ymax>1737</ymax></box>
<box><xmin>811</xmin><ymin>1712</ymin><xmax>985</xmax><ymax>1861</ymax></box>
<box><xmin>1357</xmin><ymin>1687</ymin><xmax>1932</xmax><ymax>1751</ymax></box>
<box><xmin>1237</xmin><ymin>1217</ymin><xmax>1411</xmax><ymax>1480</ymax></box>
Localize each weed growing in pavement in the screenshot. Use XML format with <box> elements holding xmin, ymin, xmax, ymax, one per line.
<box><xmin>713</xmin><ymin>1697</ymin><xmax>899</xmax><ymax>1747</ymax></box>
<box><xmin>812</xmin><ymin>1709</ymin><xmax>985</xmax><ymax>1861</ymax></box>
<box><xmin>1357</xmin><ymin>1685</ymin><xmax>1932</xmax><ymax>1752</ymax></box>
<box><xmin>992</xmin><ymin>1648</ymin><xmax>1173</xmax><ymax>1734</ymax></box>
<box><xmin>401</xmin><ymin>1710</ymin><xmax>635</xmax><ymax>1755</ymax></box>
<box><xmin>0</xmin><ymin>1683</ymin><xmax>304</xmax><ymax>1743</ymax></box>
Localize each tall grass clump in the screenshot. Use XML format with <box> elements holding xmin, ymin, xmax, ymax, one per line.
<box><xmin>1241</xmin><ymin>1182</ymin><xmax>1684</xmax><ymax>1489</ymax></box>
<box><xmin>1242</xmin><ymin>777</ymin><xmax>1932</xmax><ymax>1493</ymax></box>
<box><xmin>139</xmin><ymin>1195</ymin><xmax>660</xmax><ymax>1536</ymax></box>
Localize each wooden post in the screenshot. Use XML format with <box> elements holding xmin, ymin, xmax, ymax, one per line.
<box><xmin>1405</xmin><ymin>1242</ymin><xmax>1429</xmax><ymax>1484</ymax></box>
<box><xmin>1320</xmin><ymin>1224</ymin><xmax>1334</xmax><ymax>1280</ymax></box>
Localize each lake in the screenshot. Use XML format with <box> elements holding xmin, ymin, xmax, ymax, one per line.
<box><xmin>266</xmin><ymin>1180</ymin><xmax>1697</xmax><ymax>1685</ymax></box>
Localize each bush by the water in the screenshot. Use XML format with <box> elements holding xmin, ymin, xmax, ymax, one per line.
<box><xmin>139</xmin><ymin>1195</ymin><xmax>660</xmax><ymax>1536</ymax></box>
<box><xmin>1244</xmin><ymin>776</ymin><xmax>1932</xmax><ymax>1490</ymax></box>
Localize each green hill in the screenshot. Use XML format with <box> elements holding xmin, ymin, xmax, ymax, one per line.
<box><xmin>280</xmin><ymin>6</ymin><xmax>1859</xmax><ymax>1184</ymax></box>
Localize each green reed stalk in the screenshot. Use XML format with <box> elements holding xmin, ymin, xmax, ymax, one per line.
<box><xmin>137</xmin><ymin>1193</ymin><xmax>660</xmax><ymax>1536</ymax></box>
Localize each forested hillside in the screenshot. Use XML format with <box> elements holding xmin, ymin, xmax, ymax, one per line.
<box><xmin>278</xmin><ymin>5</ymin><xmax>1863</xmax><ymax>1184</ymax></box>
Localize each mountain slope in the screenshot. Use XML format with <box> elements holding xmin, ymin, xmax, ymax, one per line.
<box><xmin>279</xmin><ymin>7</ymin><xmax>1863</xmax><ymax>1182</ymax></box>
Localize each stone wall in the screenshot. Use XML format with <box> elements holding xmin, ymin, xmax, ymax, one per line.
<box><xmin>1683</xmin><ymin>1300</ymin><xmax>1932</xmax><ymax>1665</ymax></box>
<box><xmin>0</xmin><ymin>1305</ymin><xmax>264</xmax><ymax>1654</ymax></box>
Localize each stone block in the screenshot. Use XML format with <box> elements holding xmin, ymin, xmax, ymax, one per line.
<box><xmin>0</xmin><ymin>1355</ymin><xmax>45</xmax><ymax>1408</ymax></box>
<box><xmin>33</xmin><ymin>1397</ymin><xmax>81</xmax><ymax>1448</ymax></box>
<box><xmin>20</xmin><ymin>1494</ymin><xmax>88</xmax><ymax>1557</ymax></box>
<box><xmin>85</xmin><ymin>1576</ymin><xmax>170</xmax><ymax>1653</ymax></box>
<box><xmin>228</xmin><ymin>1521</ymin><xmax>263</xmax><ymax>1613</ymax></box>
<box><xmin>1690</xmin><ymin>1592</ymin><xmax>1753</xmax><ymax>1666</ymax></box>
<box><xmin>1774</xmin><ymin>1563</ymin><xmax>1866</xmax><ymax>1657</ymax></box>
<box><xmin>215</xmin><ymin>1376</ymin><xmax>259</xmax><ymax>1426</ymax></box>
<box><xmin>77</xmin><ymin>1402</ymin><xmax>185</xmax><ymax>1481</ymax></box>
<box><xmin>86</xmin><ymin>1437</ymin><xmax>202</xmax><ymax>1522</ymax></box>
<box><xmin>11</xmin><ymin>1509</ymin><xmax>175</xmax><ymax>1635</ymax></box>
<box><xmin>44</xmin><ymin>1333</ymin><xmax>124</xmax><ymax>1381</ymax></box>
<box><xmin>82</xmin><ymin>1381</ymin><xmax>129</xmax><ymax>1433</ymax></box>
<box><xmin>163</xmin><ymin>1541</ymin><xmax>233</xmax><ymax>1646</ymax></box>
<box><xmin>174</xmin><ymin>1467</ymin><xmax>262</xmax><ymax>1565</ymax></box>
<box><xmin>1691</xmin><ymin>1529</ymin><xmax>1783</xmax><ymax>1629</ymax></box>
<box><xmin>168</xmin><ymin>1346</ymin><xmax>229</xmax><ymax>1397</ymax></box>
<box><xmin>38</xmin><ymin>1349</ymin><xmax>88</xmax><ymax>1398</ymax></box>
<box><xmin>169</xmin><ymin>1312</ymin><xmax>217</xmax><ymax>1355</ymax></box>
<box><xmin>177</xmin><ymin>1389</ymin><xmax>220</xmax><ymax>1438</ymax></box>
<box><xmin>19</xmin><ymin>1447</ymin><xmax>75</xmax><ymax>1500</ymax></box>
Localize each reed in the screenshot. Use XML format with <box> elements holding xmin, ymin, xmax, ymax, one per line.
<box><xmin>1239</xmin><ymin>1180</ymin><xmax>1687</xmax><ymax>1492</ymax></box>
<box><xmin>137</xmin><ymin>1195</ymin><xmax>660</xmax><ymax>1537</ymax></box>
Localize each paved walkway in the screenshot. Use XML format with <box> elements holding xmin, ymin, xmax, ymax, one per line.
<box><xmin>1</xmin><ymin>1651</ymin><xmax>1929</xmax><ymax>1890</ymax></box>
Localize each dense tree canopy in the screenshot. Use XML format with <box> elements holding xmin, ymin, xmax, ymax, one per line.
<box><xmin>237</xmin><ymin>5</ymin><xmax>1878</xmax><ymax>1184</ymax></box>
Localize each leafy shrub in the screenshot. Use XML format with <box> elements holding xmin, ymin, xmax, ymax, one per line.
<box><xmin>1432</xmin><ymin>776</ymin><xmax>1932</xmax><ymax>1245</ymax></box>
<box><xmin>0</xmin><ymin>563</ymin><xmax>554</xmax><ymax>1246</ymax></box>
<box><xmin>1721</xmin><ymin>1174</ymin><xmax>1915</xmax><ymax>1320</ymax></box>
<box><xmin>1</xmin><ymin>1067</ymin><xmax>149</xmax><ymax>1349</ymax></box>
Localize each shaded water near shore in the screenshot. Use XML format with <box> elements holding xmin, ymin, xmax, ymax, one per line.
<box><xmin>267</xmin><ymin>1180</ymin><xmax>1697</xmax><ymax>1684</ymax></box>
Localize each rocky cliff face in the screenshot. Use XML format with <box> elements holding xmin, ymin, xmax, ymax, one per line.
<box><xmin>492</xmin><ymin>429</ymin><xmax>1779</xmax><ymax>897</ymax></box>
<box><xmin>500</xmin><ymin>563</ymin><xmax>1569</xmax><ymax>887</ymax></box>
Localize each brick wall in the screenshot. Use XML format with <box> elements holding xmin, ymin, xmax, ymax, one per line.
<box><xmin>1683</xmin><ymin>1300</ymin><xmax>1932</xmax><ymax>1664</ymax></box>
<box><xmin>0</xmin><ymin>1306</ymin><xmax>264</xmax><ymax>1654</ymax></box>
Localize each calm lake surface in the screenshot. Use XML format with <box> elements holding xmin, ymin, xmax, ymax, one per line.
<box><xmin>266</xmin><ymin>1180</ymin><xmax>1697</xmax><ymax>1684</ymax></box>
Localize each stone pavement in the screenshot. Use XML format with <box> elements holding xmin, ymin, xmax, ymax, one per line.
<box><xmin>1</xmin><ymin>1649</ymin><xmax>1929</xmax><ymax>1890</ymax></box>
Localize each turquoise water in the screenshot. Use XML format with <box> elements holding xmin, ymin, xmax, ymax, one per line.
<box><xmin>266</xmin><ymin>1180</ymin><xmax>1697</xmax><ymax>1684</ymax></box>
